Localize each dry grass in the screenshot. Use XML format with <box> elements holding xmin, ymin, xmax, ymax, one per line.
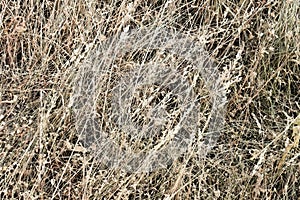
<box><xmin>0</xmin><ymin>0</ymin><xmax>299</xmax><ymax>199</ymax></box>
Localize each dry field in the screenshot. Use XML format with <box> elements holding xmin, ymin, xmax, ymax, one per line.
<box><xmin>0</xmin><ymin>0</ymin><xmax>299</xmax><ymax>199</ymax></box>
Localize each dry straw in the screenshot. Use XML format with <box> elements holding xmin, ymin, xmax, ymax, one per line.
<box><xmin>72</xmin><ymin>27</ymin><xmax>227</xmax><ymax>172</ymax></box>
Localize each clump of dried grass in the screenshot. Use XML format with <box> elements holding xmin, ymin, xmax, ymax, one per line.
<box><xmin>0</xmin><ymin>0</ymin><xmax>299</xmax><ymax>199</ymax></box>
